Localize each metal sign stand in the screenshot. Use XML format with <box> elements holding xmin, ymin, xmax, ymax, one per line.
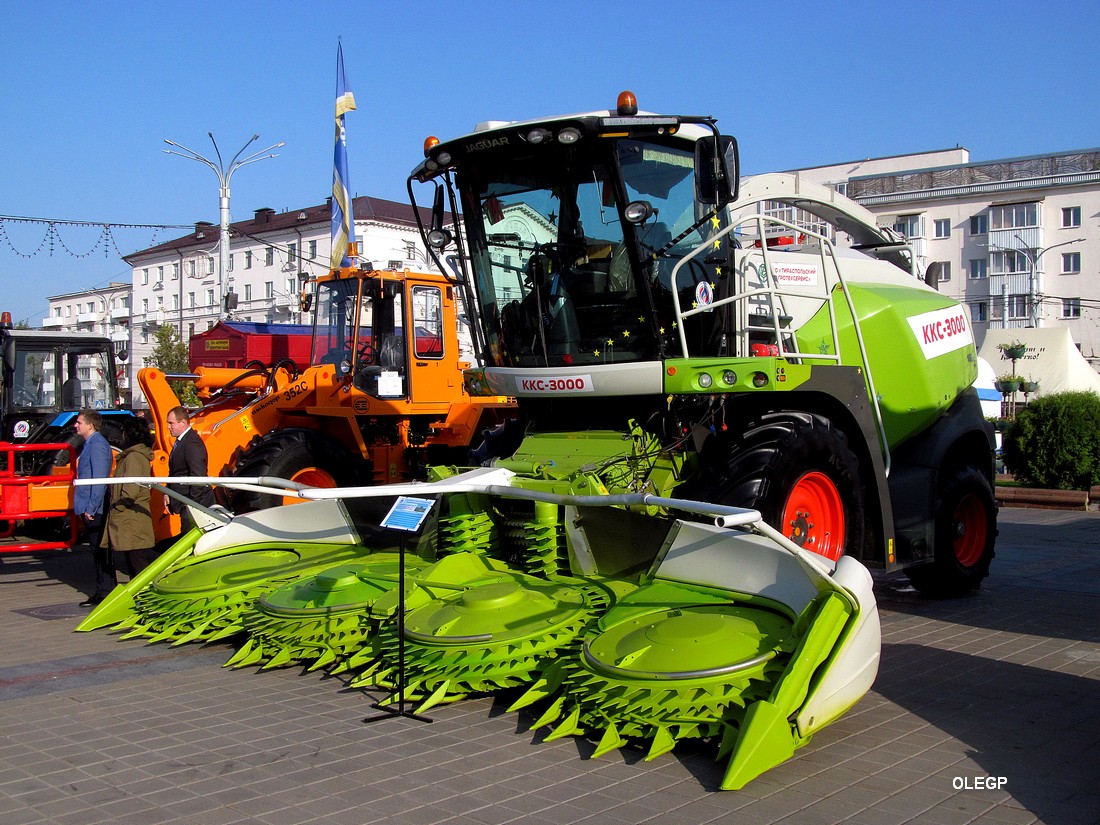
<box><xmin>363</xmin><ymin>496</ymin><xmax>435</xmax><ymax>726</ymax></box>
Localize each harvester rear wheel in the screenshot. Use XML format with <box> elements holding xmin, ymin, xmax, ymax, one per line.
<box><xmin>907</xmin><ymin>465</ymin><xmax>996</xmax><ymax>597</ymax></box>
<box><xmin>231</xmin><ymin>429</ymin><xmax>367</xmax><ymax>512</ymax></box>
<box><xmin>704</xmin><ymin>412</ymin><xmax>864</xmax><ymax>562</ymax></box>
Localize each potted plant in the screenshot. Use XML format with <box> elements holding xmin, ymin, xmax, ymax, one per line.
<box><xmin>997</xmin><ymin>340</ymin><xmax>1027</xmax><ymax>360</ymax></box>
<box><xmin>1022</xmin><ymin>378</ymin><xmax>1039</xmax><ymax>394</ymax></box>
<box><xmin>994</xmin><ymin>374</ymin><xmax>1021</xmax><ymax>394</ymax></box>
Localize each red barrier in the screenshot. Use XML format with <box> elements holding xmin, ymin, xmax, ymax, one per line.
<box><xmin>0</xmin><ymin>442</ymin><xmax>79</xmax><ymax>552</ymax></box>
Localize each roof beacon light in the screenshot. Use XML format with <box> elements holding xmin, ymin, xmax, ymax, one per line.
<box><xmin>0</xmin><ymin>312</ymin><xmax>11</xmax><ymax>330</ymax></box>
<box><xmin>616</xmin><ymin>90</ymin><xmax>638</xmax><ymax>116</ymax></box>
<box><xmin>423</xmin><ymin>136</ymin><xmax>440</xmax><ymax>157</ymax></box>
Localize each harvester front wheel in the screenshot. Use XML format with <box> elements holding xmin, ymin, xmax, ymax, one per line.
<box><xmin>908</xmin><ymin>465</ymin><xmax>996</xmax><ymax>597</ymax></box>
<box><xmin>231</xmin><ymin>429</ymin><xmax>366</xmax><ymax>511</ymax></box>
<box><xmin>705</xmin><ymin>412</ymin><xmax>864</xmax><ymax>562</ymax></box>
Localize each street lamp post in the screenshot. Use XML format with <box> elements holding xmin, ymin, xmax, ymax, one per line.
<box><xmin>163</xmin><ymin>133</ymin><xmax>284</xmax><ymax>318</ymax></box>
<box><xmin>984</xmin><ymin>236</ymin><xmax>1085</xmax><ymax>328</ymax></box>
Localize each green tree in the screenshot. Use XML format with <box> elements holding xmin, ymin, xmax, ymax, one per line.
<box><xmin>144</xmin><ymin>325</ymin><xmax>198</xmax><ymax>407</ymax></box>
<box><xmin>1003</xmin><ymin>390</ymin><xmax>1100</xmax><ymax>490</ymax></box>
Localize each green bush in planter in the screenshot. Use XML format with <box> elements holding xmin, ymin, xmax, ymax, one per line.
<box><xmin>1003</xmin><ymin>390</ymin><xmax>1100</xmax><ymax>489</ymax></box>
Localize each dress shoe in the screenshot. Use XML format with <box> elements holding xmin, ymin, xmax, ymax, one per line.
<box><xmin>79</xmin><ymin>595</ymin><xmax>104</xmax><ymax>608</ymax></box>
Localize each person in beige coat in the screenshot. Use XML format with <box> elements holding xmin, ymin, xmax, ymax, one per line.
<box><xmin>102</xmin><ymin>416</ymin><xmax>156</xmax><ymax>579</ymax></box>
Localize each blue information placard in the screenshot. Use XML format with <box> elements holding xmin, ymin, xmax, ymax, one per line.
<box><xmin>380</xmin><ymin>496</ymin><xmax>435</xmax><ymax>533</ymax></box>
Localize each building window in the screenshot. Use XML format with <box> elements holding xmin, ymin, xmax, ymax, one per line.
<box><xmin>188</xmin><ymin>292</ymin><xmax>195</xmax><ymax>308</ymax></box>
<box><xmin>969</xmin><ymin>301</ymin><xmax>988</xmax><ymax>323</ymax></box>
<box><xmin>1007</xmin><ymin>294</ymin><xmax>1028</xmax><ymax>319</ymax></box>
<box><xmin>934</xmin><ymin>219</ymin><xmax>951</xmax><ymax>239</ymax></box>
<box><xmin>1062</xmin><ymin>298</ymin><xmax>1082</xmax><ymax>318</ymax></box>
<box><xmin>244</xmin><ymin>284</ymin><xmax>252</xmax><ymax>301</ymax></box>
<box><xmin>188</xmin><ymin>324</ymin><xmax>195</xmax><ymax>338</ymax></box>
<box><xmin>206</xmin><ymin>289</ymin><xmax>215</xmax><ymax>306</ymax></box>
<box><xmin>141</xmin><ymin>268</ymin><xmax>149</xmax><ymax>285</ymax></box>
<box><xmin>172</xmin><ymin>295</ymin><xmax>179</xmax><ymax>310</ymax></box>
<box><xmin>285</xmin><ymin>277</ymin><xmax>296</xmax><ymax>295</ymax></box>
<box><xmin>892</xmin><ymin>215</ymin><xmax>923</xmax><ymax>239</ymax></box>
<box><xmin>991</xmin><ymin>251</ymin><xmax>1029</xmax><ymax>276</ymax></box>
<box><xmin>934</xmin><ymin>261</ymin><xmax>951</xmax><ymax>282</ymax></box>
<box><xmin>969</xmin><ymin>215</ymin><xmax>988</xmax><ymax>235</ymax></box>
<box><xmin>969</xmin><ymin>258</ymin><xmax>988</xmax><ymax>279</ymax></box>
<box><xmin>207</xmin><ymin>257</ymin><xmax>215</xmax><ymax>274</ymax></box>
<box><xmin>157</xmin><ymin>266</ymin><xmax>164</xmax><ymax>282</ymax></box>
<box><xmin>308</xmin><ymin>240</ymin><xmax>317</xmax><ymax>259</ymax></box>
<box><xmin>188</xmin><ymin>260</ymin><xmax>196</xmax><ymax>278</ymax></box>
<box><xmin>172</xmin><ymin>263</ymin><xmax>179</xmax><ymax>279</ymax></box>
<box><xmin>245</xmin><ymin>251</ymin><xmax>253</xmax><ymax>269</ymax></box>
<box><xmin>1062</xmin><ymin>252</ymin><xmax>1081</xmax><ymax>274</ymax></box>
<box><xmin>53</xmin><ymin>307</ymin><xmax>61</xmax><ymax>317</ymax></box>
<box><xmin>141</xmin><ymin>298</ymin><xmax>148</xmax><ymax>313</ymax></box>
<box><xmin>288</xmin><ymin>242</ymin><xmax>297</xmax><ymax>264</ymax></box>
<box><xmin>265</xmin><ymin>281</ymin><xmax>274</xmax><ymax>299</ymax></box>
<box><xmin>990</xmin><ymin>203</ymin><xmax>1038</xmax><ymax>230</ymax></box>
<box><xmin>1062</xmin><ymin>206</ymin><xmax>1082</xmax><ymax>228</ymax></box>
<box><xmin>265</xmin><ymin>247</ymin><xmax>274</xmax><ymax>266</ymax></box>
<box><xmin>228</xmin><ymin>254</ymin><xmax>234</xmax><ymax>272</ymax></box>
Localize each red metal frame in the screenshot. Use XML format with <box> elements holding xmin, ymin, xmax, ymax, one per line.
<box><xmin>0</xmin><ymin>441</ymin><xmax>79</xmax><ymax>552</ymax></box>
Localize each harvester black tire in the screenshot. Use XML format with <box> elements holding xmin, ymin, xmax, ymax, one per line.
<box><xmin>230</xmin><ymin>429</ymin><xmax>367</xmax><ymax>513</ymax></box>
<box><xmin>702</xmin><ymin>411</ymin><xmax>865</xmax><ymax>563</ymax></box>
<box><xmin>906</xmin><ymin>465</ymin><xmax>996</xmax><ymax>598</ymax></box>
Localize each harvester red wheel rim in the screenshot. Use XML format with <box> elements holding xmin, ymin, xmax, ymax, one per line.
<box><xmin>782</xmin><ymin>471</ymin><xmax>844</xmax><ymax>562</ymax></box>
<box><xmin>284</xmin><ymin>468</ymin><xmax>337</xmax><ymax>505</ymax></box>
<box><xmin>951</xmin><ymin>492</ymin><xmax>987</xmax><ymax>568</ymax></box>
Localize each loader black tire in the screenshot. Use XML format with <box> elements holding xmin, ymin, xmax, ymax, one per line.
<box><xmin>230</xmin><ymin>429</ymin><xmax>368</xmax><ymax>513</ymax></box>
<box><xmin>906</xmin><ymin>465</ymin><xmax>996</xmax><ymax>597</ymax></box>
<box><xmin>699</xmin><ymin>411</ymin><xmax>865</xmax><ymax>562</ymax></box>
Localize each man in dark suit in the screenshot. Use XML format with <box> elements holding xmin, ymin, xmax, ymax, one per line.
<box><xmin>165</xmin><ymin>406</ymin><xmax>216</xmax><ymax>534</ymax></box>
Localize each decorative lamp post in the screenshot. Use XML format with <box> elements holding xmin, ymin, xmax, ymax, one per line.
<box><xmin>164</xmin><ymin>134</ymin><xmax>284</xmax><ymax>318</ymax></box>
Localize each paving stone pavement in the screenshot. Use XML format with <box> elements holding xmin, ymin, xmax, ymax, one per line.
<box><xmin>0</xmin><ymin>508</ymin><xmax>1098</xmax><ymax>825</ymax></box>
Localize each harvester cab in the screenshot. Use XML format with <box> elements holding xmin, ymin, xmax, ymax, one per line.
<box><xmin>410</xmin><ymin>91</ymin><xmax>996</xmax><ymax>596</ymax></box>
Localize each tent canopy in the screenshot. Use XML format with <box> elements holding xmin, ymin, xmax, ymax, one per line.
<box><xmin>978</xmin><ymin>327</ymin><xmax>1100</xmax><ymax>397</ymax></box>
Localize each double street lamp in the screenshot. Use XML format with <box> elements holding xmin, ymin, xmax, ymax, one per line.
<box><xmin>984</xmin><ymin>235</ymin><xmax>1085</xmax><ymax>328</ymax></box>
<box><xmin>164</xmin><ymin>133</ymin><xmax>284</xmax><ymax>318</ymax></box>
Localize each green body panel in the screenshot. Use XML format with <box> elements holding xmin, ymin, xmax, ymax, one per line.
<box><xmin>795</xmin><ymin>283</ymin><xmax>978</xmax><ymax>447</ymax></box>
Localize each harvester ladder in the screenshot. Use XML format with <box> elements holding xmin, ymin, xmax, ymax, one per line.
<box><xmin>669</xmin><ymin>213</ymin><xmax>891</xmax><ymax>473</ymax></box>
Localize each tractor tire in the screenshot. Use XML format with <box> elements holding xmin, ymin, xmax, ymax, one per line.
<box><xmin>906</xmin><ymin>465</ymin><xmax>996</xmax><ymax>597</ymax></box>
<box><xmin>701</xmin><ymin>411</ymin><xmax>865</xmax><ymax>562</ymax></box>
<box><xmin>230</xmin><ymin>429</ymin><xmax>368</xmax><ymax>513</ymax></box>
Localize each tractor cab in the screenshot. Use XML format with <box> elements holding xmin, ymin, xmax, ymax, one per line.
<box><xmin>1</xmin><ymin>318</ymin><xmax>123</xmax><ymax>445</ymax></box>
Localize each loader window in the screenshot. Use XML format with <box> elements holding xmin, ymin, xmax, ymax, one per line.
<box><xmin>411</xmin><ymin>286</ymin><xmax>443</xmax><ymax>359</ymax></box>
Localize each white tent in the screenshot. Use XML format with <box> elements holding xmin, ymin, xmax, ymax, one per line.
<box><xmin>978</xmin><ymin>327</ymin><xmax>1100</xmax><ymax>398</ymax></box>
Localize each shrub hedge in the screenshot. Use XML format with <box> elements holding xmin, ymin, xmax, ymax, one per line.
<box><xmin>1002</xmin><ymin>390</ymin><xmax>1100</xmax><ymax>490</ymax></box>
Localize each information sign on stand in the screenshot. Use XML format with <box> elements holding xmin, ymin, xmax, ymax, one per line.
<box><xmin>363</xmin><ymin>496</ymin><xmax>436</xmax><ymax>727</ymax></box>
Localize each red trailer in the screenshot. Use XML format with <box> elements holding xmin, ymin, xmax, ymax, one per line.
<box><xmin>189</xmin><ymin>321</ymin><xmax>312</xmax><ymax>371</ymax></box>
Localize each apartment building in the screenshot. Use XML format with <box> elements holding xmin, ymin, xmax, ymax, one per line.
<box><xmin>781</xmin><ymin>147</ymin><xmax>1100</xmax><ymax>366</ymax></box>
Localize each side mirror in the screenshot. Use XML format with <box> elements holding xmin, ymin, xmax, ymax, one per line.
<box><xmin>299</xmin><ymin>294</ymin><xmax>313</xmax><ymax>313</ymax></box>
<box><xmin>428</xmin><ymin>185</ymin><xmax>451</xmax><ymax>250</ymax></box>
<box><xmin>695</xmin><ymin>135</ymin><xmax>739</xmax><ymax>206</ymax></box>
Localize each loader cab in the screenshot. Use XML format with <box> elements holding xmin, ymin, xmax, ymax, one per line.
<box><xmin>311</xmin><ymin>270</ymin><xmax>414</xmax><ymax>399</ymax></box>
<box><xmin>410</xmin><ymin>92</ymin><xmax>739</xmax><ymax>370</ymax></box>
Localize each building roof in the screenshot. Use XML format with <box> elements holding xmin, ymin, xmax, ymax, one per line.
<box><xmin>123</xmin><ymin>195</ymin><xmax>434</xmax><ymax>263</ymax></box>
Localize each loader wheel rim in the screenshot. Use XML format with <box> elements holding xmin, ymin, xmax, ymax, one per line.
<box><xmin>284</xmin><ymin>467</ymin><xmax>337</xmax><ymax>505</ymax></box>
<box><xmin>782</xmin><ymin>471</ymin><xmax>844</xmax><ymax>562</ymax></box>
<box><xmin>952</xmin><ymin>492</ymin><xmax>987</xmax><ymax>568</ymax></box>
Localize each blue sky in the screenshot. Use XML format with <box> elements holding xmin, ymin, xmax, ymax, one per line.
<box><xmin>2</xmin><ymin>0</ymin><xmax>1098</xmax><ymax>326</ymax></box>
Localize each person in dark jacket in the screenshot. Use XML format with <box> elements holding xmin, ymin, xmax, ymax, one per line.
<box><xmin>165</xmin><ymin>406</ymin><xmax>215</xmax><ymax>534</ymax></box>
<box><xmin>103</xmin><ymin>416</ymin><xmax>156</xmax><ymax>579</ymax></box>
<box><xmin>74</xmin><ymin>409</ymin><xmax>113</xmax><ymax>606</ymax></box>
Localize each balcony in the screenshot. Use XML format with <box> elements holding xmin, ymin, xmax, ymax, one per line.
<box><xmin>989</xmin><ymin>226</ymin><xmax>1043</xmax><ymax>253</ymax></box>
<box><xmin>41</xmin><ymin>316</ymin><xmax>64</xmax><ymax>329</ymax></box>
<box><xmin>110</xmin><ymin>306</ymin><xmax>131</xmax><ymax>322</ymax></box>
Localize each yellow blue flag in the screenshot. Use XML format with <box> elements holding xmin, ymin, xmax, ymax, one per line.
<box><xmin>331</xmin><ymin>40</ymin><xmax>356</xmax><ymax>270</ymax></box>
